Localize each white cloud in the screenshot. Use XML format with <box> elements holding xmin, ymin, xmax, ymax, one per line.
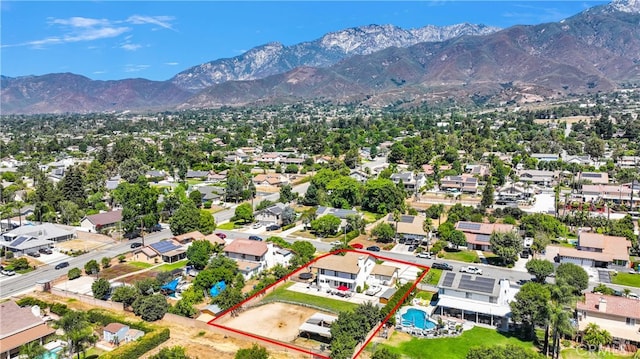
<box><xmin>126</xmin><ymin>15</ymin><xmax>176</xmax><ymax>31</ymax></box>
<box><xmin>124</xmin><ymin>64</ymin><xmax>150</xmax><ymax>73</ymax></box>
<box><xmin>164</xmin><ymin>62</ymin><xmax>179</xmax><ymax>66</ymax></box>
<box><xmin>11</xmin><ymin>14</ymin><xmax>175</xmax><ymax>49</ymax></box>
<box><xmin>121</xmin><ymin>43</ymin><xmax>142</xmax><ymax>51</ymax></box>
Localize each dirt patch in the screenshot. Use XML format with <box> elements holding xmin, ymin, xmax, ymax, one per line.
<box><xmin>219</xmin><ymin>302</ymin><xmax>323</xmax><ymax>342</ymax></box>
<box><xmin>57</xmin><ymin>238</ymin><xmax>110</xmax><ymax>252</ymax></box>
<box><xmin>99</xmin><ymin>264</ymin><xmax>148</xmax><ymax>281</ymax></box>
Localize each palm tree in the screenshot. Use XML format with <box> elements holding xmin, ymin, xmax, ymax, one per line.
<box><xmin>422</xmin><ymin>218</ymin><xmax>434</xmax><ymax>253</ymax></box>
<box><xmin>19</xmin><ymin>341</ymin><xmax>46</xmax><ymax>359</ymax></box>
<box><xmin>392</xmin><ymin>210</ymin><xmax>401</xmax><ymax>243</ymax></box>
<box><xmin>56</xmin><ymin>311</ymin><xmax>97</xmax><ymax>359</ymax></box>
<box><xmin>582</xmin><ymin>323</ymin><xmax>612</xmax><ymax>351</ymax></box>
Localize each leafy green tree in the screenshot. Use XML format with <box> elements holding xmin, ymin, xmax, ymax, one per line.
<box><xmin>448</xmin><ymin>230</ymin><xmax>467</xmax><ymax>249</ymax></box>
<box><xmin>112</xmin><ymin>181</ymin><xmax>159</xmax><ymax>233</ymax></box>
<box><xmin>234</xmin><ymin>203</ymin><xmax>254</xmax><ymax>224</ymax></box>
<box><xmin>281</xmin><ymin>206</ymin><xmax>297</xmax><ymax>226</ymax></box>
<box><xmin>212</xmin><ymin>286</ymin><xmax>244</xmax><ymax>310</ymax></box>
<box><xmin>371</xmin><ymin>222</ymin><xmax>395</xmax><ymax>243</ymax></box>
<box><xmin>466</xmin><ymin>344</ymin><xmax>543</xmax><ymax>359</ymax></box>
<box><xmin>510</xmin><ymin>282</ymin><xmax>550</xmax><ymax>339</ymax></box>
<box><xmin>150</xmin><ymin>346</ymin><xmax>192</xmax><ymax>359</ymax></box>
<box><xmin>132</xmin><ymin>293</ymin><xmax>169</xmax><ymax>321</ymax></box>
<box><xmin>555</xmin><ymin>263</ymin><xmax>589</xmax><ymax>294</ymax></box>
<box><xmin>57</xmin><ymin>311</ymin><xmax>97</xmax><ymax>359</ymax></box>
<box><xmin>111</xmin><ymin>285</ymin><xmax>139</xmax><ymax>307</ymax></box>
<box><xmin>326</xmin><ymin>176</ymin><xmax>362</xmax><ymax>208</ymax></box>
<box><xmin>168</xmin><ymin>298</ymin><xmax>198</xmax><ymax>318</ymax></box>
<box><xmin>91</xmin><ymin>278</ymin><xmax>111</xmax><ymax>299</ymax></box>
<box><xmin>84</xmin><ymin>259</ymin><xmax>100</xmax><ymax>275</ymax></box>
<box><xmin>256</xmin><ymin>199</ymin><xmax>275</xmax><ymax>211</ymax></box>
<box><xmin>490</xmin><ymin>231</ymin><xmax>523</xmax><ymax>265</ymax></box>
<box><xmin>225</xmin><ymin>168</ymin><xmax>249</xmax><ymax>203</ymax></box>
<box><xmin>68</xmin><ymin>267</ymin><xmax>82</xmax><ymax>280</ymax></box>
<box><xmin>481</xmin><ymin>181</ymin><xmax>494</xmax><ymax>208</ymax></box>
<box><xmin>170</xmin><ymin>201</ymin><xmax>200</xmax><ymax>235</ymax></box>
<box><xmin>278</xmin><ymin>184</ymin><xmax>297</xmax><ymax>203</ymax></box>
<box><xmin>59</xmin><ymin>200</ymin><xmax>82</xmax><ymax>225</ymax></box>
<box><xmin>198</xmin><ymin>209</ymin><xmax>216</xmax><ymax>234</ymax></box>
<box><xmin>119</xmin><ymin>157</ymin><xmax>148</xmax><ymax>183</ymax></box>
<box><xmin>187</xmin><ymin>240</ymin><xmax>214</xmax><ymax>270</ymax></box>
<box><xmin>582</xmin><ymin>323</ymin><xmax>612</xmax><ymax>351</ymax></box>
<box><xmin>361</xmin><ymin>179</ymin><xmax>405</xmax><ymax>214</ymax></box>
<box><xmin>525</xmin><ymin>259</ymin><xmax>555</xmax><ymax>283</ymax></box>
<box><xmin>310</xmin><ymin>214</ymin><xmax>341</xmax><ymax>237</ymax></box>
<box><xmin>290</xmin><ymin>241</ymin><xmax>316</xmax><ymax>267</ymax></box>
<box><xmin>345</xmin><ymin>214</ymin><xmax>365</xmax><ymax>234</ymax></box>
<box><xmin>135</xmin><ymin>277</ymin><xmax>161</xmax><ymax>295</ymax></box>
<box><xmin>19</xmin><ymin>341</ymin><xmax>47</xmax><ymax>359</ymax></box>
<box><xmin>235</xmin><ymin>344</ymin><xmax>269</xmax><ymax>359</ymax></box>
<box><xmin>188</xmin><ymin>190</ymin><xmax>203</xmax><ymax>207</ymax></box>
<box><xmin>101</xmin><ymin>256</ymin><xmax>111</xmax><ymax>269</ymax></box>
<box><xmin>302</xmin><ymin>182</ymin><xmax>321</xmax><ymax>206</ymax></box>
<box><xmin>372</xmin><ymin>348</ymin><xmax>400</xmax><ymax>359</ymax></box>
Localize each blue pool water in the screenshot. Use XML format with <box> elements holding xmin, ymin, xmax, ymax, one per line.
<box><xmin>41</xmin><ymin>346</ymin><xmax>63</xmax><ymax>359</ymax></box>
<box><xmin>402</xmin><ymin>308</ymin><xmax>437</xmax><ymax>330</ymax></box>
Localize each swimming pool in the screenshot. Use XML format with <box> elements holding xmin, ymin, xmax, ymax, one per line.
<box><xmin>401</xmin><ymin>308</ymin><xmax>437</xmax><ymax>330</ymax></box>
<box><xmin>41</xmin><ymin>346</ymin><xmax>63</xmax><ymax>359</ymax></box>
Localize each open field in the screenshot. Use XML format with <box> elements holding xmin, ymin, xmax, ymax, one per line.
<box><xmin>263</xmin><ymin>282</ymin><xmax>359</xmax><ymax>313</ymax></box>
<box><xmin>57</xmin><ymin>238</ymin><xmax>111</xmax><ymax>252</ymax></box>
<box><xmin>99</xmin><ymin>264</ymin><xmax>148</xmax><ymax>280</ymax></box>
<box><xmin>221</xmin><ymin>302</ymin><xmax>323</xmax><ymax>342</ymax></box>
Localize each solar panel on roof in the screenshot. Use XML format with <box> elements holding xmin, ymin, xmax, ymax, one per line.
<box><xmin>458</xmin><ymin>275</ymin><xmax>495</xmax><ymax>294</ymax></box>
<box><xmin>10</xmin><ymin>235</ymin><xmax>30</xmax><ymax>247</ymax></box>
<box><xmin>457</xmin><ymin>222</ymin><xmax>482</xmax><ymax>231</ymax></box>
<box><xmin>582</xmin><ymin>173</ymin><xmax>602</xmax><ymax>178</ymax></box>
<box><xmin>476</xmin><ymin>234</ymin><xmax>491</xmax><ymax>242</ymax></box>
<box><xmin>400</xmin><ymin>215</ymin><xmax>414</xmax><ymax>223</ymax></box>
<box><xmin>442</xmin><ymin>272</ymin><xmax>456</xmax><ymax>287</ymax></box>
<box><xmin>151</xmin><ymin>241</ymin><xmax>178</xmax><ymax>253</ymax></box>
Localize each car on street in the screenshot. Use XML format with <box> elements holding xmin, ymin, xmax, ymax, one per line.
<box><xmin>39</xmin><ymin>247</ymin><xmax>53</xmax><ymax>255</ymax></box>
<box><xmin>130</xmin><ymin>242</ymin><xmax>143</xmax><ymax>249</ymax></box>
<box><xmin>416</xmin><ymin>252</ymin><xmax>431</xmax><ymax>259</ymax></box>
<box><xmin>266</xmin><ymin>224</ymin><xmax>281</xmax><ymax>231</ymax></box>
<box><xmin>27</xmin><ymin>251</ymin><xmax>41</xmax><ymax>258</ymax></box>
<box><xmin>460</xmin><ymin>266</ymin><xmax>483</xmax><ymax>275</ymax></box>
<box><xmin>215</xmin><ymin>232</ymin><xmax>227</xmax><ymax>239</ymax></box>
<box><xmin>351</xmin><ymin>243</ymin><xmax>364</xmax><ymax>249</ymax></box>
<box><xmin>54</xmin><ymin>262</ymin><xmax>69</xmax><ymax>270</ymax></box>
<box><xmin>1</xmin><ymin>269</ymin><xmax>16</xmax><ymax>276</ymax></box>
<box><xmin>249</xmin><ymin>235</ymin><xmax>263</xmax><ymax>241</ymax></box>
<box><xmin>431</xmin><ymin>262</ymin><xmax>453</xmax><ymax>271</ymax></box>
<box><xmin>366</xmin><ymin>246</ymin><xmax>381</xmax><ymax>252</ymax></box>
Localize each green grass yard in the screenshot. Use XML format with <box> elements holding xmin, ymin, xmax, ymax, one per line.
<box><xmin>560</xmin><ymin>348</ymin><xmax>634</xmax><ymax>358</ymax></box>
<box><xmin>127</xmin><ymin>261</ymin><xmax>154</xmax><ymax>269</ymax></box>
<box><xmin>611</xmin><ymin>272</ymin><xmax>640</xmax><ymax>287</ymax></box>
<box><xmin>423</xmin><ymin>269</ymin><xmax>442</xmax><ymax>286</ymax></box>
<box><xmin>262</xmin><ymin>282</ymin><xmax>358</xmax><ymax>313</ymax></box>
<box><xmin>440</xmin><ymin>249</ymin><xmax>479</xmax><ymax>263</ymax></box>
<box><xmin>217</xmin><ymin>222</ymin><xmax>239</xmax><ymax>230</ymax></box>
<box><xmin>156</xmin><ymin>259</ymin><xmax>188</xmax><ymax>272</ymax></box>
<box><xmin>377</xmin><ymin>327</ymin><xmax>537</xmax><ymax>359</ymax></box>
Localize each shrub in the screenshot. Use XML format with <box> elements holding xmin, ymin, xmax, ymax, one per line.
<box><xmin>11</xmin><ymin>257</ymin><xmax>30</xmax><ymax>270</ymax></box>
<box><xmin>99</xmin><ymin>328</ymin><xmax>170</xmax><ymax>359</ymax></box>
<box><xmin>118</xmin><ymin>254</ymin><xmax>126</xmax><ymax>263</ymax></box>
<box><xmin>282</xmin><ymin>223</ymin><xmax>296</xmax><ymax>230</ymax></box>
<box><xmin>16</xmin><ymin>297</ymin><xmax>48</xmax><ymax>309</ymax></box>
<box><xmin>68</xmin><ymin>267</ymin><xmax>82</xmax><ymax>280</ymax></box>
<box><xmin>5</xmin><ymin>251</ymin><xmax>14</xmax><ymax>259</ymax></box>
<box><xmin>49</xmin><ymin>303</ymin><xmax>69</xmax><ymax>316</ymax></box>
<box><xmin>203</xmin><ymin>201</ymin><xmax>212</xmax><ymax>209</ymax></box>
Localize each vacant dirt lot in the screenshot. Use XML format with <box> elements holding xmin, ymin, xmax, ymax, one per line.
<box><xmin>218</xmin><ymin>302</ymin><xmax>320</xmax><ymax>342</ymax></box>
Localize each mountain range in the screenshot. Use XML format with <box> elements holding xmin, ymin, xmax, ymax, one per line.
<box><xmin>2</xmin><ymin>0</ymin><xmax>640</xmax><ymax>115</ymax></box>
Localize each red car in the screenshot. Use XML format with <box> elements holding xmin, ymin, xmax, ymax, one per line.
<box><xmin>351</xmin><ymin>243</ymin><xmax>364</xmax><ymax>249</ymax></box>
<box><xmin>215</xmin><ymin>232</ymin><xmax>227</xmax><ymax>239</ymax></box>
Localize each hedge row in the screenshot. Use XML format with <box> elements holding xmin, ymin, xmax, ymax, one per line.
<box><xmin>86</xmin><ymin>309</ymin><xmax>152</xmax><ymax>333</ymax></box>
<box><xmin>381</xmin><ymin>282</ymin><xmax>416</xmax><ymax>321</ymax></box>
<box><xmin>16</xmin><ymin>297</ymin><xmax>70</xmax><ymax>316</ymax></box>
<box><xmin>99</xmin><ymin>328</ymin><xmax>170</xmax><ymax>359</ymax></box>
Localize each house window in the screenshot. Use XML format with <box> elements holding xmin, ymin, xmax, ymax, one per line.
<box><xmin>626</xmin><ymin>318</ymin><xmax>636</xmax><ymax>326</ymax></box>
<box><xmin>465</xmin><ymin>292</ymin><xmax>472</xmax><ymax>299</ymax></box>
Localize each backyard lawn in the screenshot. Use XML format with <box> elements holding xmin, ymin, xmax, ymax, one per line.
<box><xmin>423</xmin><ymin>269</ymin><xmax>442</xmax><ymax>286</ymax></box>
<box><xmin>127</xmin><ymin>261</ymin><xmax>154</xmax><ymax>269</ymax></box>
<box><xmin>217</xmin><ymin>222</ymin><xmax>240</xmax><ymax>230</ymax></box>
<box><xmin>262</xmin><ymin>282</ymin><xmax>358</xmax><ymax>313</ymax></box>
<box><xmin>560</xmin><ymin>348</ymin><xmax>634</xmax><ymax>358</ymax></box>
<box><xmin>378</xmin><ymin>327</ymin><xmax>537</xmax><ymax>359</ymax></box>
<box><xmin>611</xmin><ymin>272</ymin><xmax>640</xmax><ymax>287</ymax></box>
<box><xmin>156</xmin><ymin>259</ymin><xmax>188</xmax><ymax>272</ymax></box>
<box><xmin>440</xmin><ymin>249</ymin><xmax>479</xmax><ymax>263</ymax></box>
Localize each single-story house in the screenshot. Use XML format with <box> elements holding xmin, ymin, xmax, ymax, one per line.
<box><xmin>384</xmin><ymin>214</ymin><xmax>427</xmax><ymax>242</ymax></box>
<box><xmin>531</xmin><ymin>153</ymin><xmax>560</xmax><ymax>162</ymax></box>
<box><xmin>103</xmin><ymin>323</ymin><xmax>128</xmax><ymax>344</ymax></box>
<box><xmin>252</xmin><ymin>174</ymin><xmax>288</xmax><ymax>187</ymax></box>
<box><xmin>80</xmin><ymin>210</ymin><xmax>122</xmax><ymax>232</ymax></box>
<box><xmin>148</xmin><ymin>240</ymin><xmax>186</xmax><ymax>263</ymax></box>
<box><xmin>465</xmin><ymin>164</ymin><xmax>490</xmax><ymax>177</ymax></box>
<box><xmin>0</xmin><ymin>301</ymin><xmax>56</xmax><ymax>359</ymax></box>
<box><xmin>578</xmin><ymin>171</ymin><xmax>609</xmax><ymax>185</ymax></box>
<box><xmin>132</xmin><ymin>247</ymin><xmax>159</xmax><ymax>263</ymax></box>
<box><xmin>517</xmin><ymin>169</ymin><xmax>557</xmax><ymax>186</ymax></box>
<box><xmin>582</xmin><ymin>184</ymin><xmax>636</xmax><ymax>206</ymax></box>
<box><xmin>455</xmin><ymin>221</ymin><xmax>516</xmax><ymax>251</ymax></box>
<box><xmin>173</xmin><ymin>231</ymin><xmax>205</xmax><ymax>245</ymax></box>
<box><xmin>1</xmin><ymin>223</ymin><xmax>75</xmax><ymax>256</ymax></box>
<box><xmin>556</xmin><ymin>232</ymin><xmax>631</xmax><ymax>268</ymax></box>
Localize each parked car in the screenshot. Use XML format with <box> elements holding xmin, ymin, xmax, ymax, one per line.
<box><xmin>252</xmin><ymin>222</ymin><xmax>263</xmax><ymax>229</ymax></box>
<box><xmin>150</xmin><ymin>223</ymin><xmax>163</xmax><ymax>232</ymax></box>
<box><xmin>1</xmin><ymin>269</ymin><xmax>16</xmax><ymax>276</ymax></box>
<box><xmin>407</xmin><ymin>245</ymin><xmax>417</xmax><ymax>252</ymax></box>
<box><xmin>248</xmin><ymin>235</ymin><xmax>263</xmax><ymax>241</ymax></box>
<box><xmin>460</xmin><ymin>266</ymin><xmax>483</xmax><ymax>275</ymax></box>
<box><xmin>215</xmin><ymin>232</ymin><xmax>227</xmax><ymax>239</ymax></box>
<box><xmin>431</xmin><ymin>262</ymin><xmax>453</xmax><ymax>271</ymax></box>
<box><xmin>330</xmin><ymin>240</ymin><xmax>343</xmax><ymax>246</ymax></box>
<box><xmin>27</xmin><ymin>251</ymin><xmax>41</xmax><ymax>258</ymax></box>
<box><xmin>130</xmin><ymin>242</ymin><xmax>143</xmax><ymax>249</ymax></box>
<box><xmin>266</xmin><ymin>224</ymin><xmax>281</xmax><ymax>231</ymax></box>
<box><xmin>520</xmin><ymin>251</ymin><xmax>530</xmax><ymax>259</ymax></box>
<box><xmin>416</xmin><ymin>252</ymin><xmax>431</xmax><ymax>259</ymax></box>
<box><xmin>39</xmin><ymin>247</ymin><xmax>53</xmax><ymax>255</ymax></box>
<box><xmin>366</xmin><ymin>246</ymin><xmax>381</xmax><ymax>252</ymax></box>
<box><xmin>351</xmin><ymin>243</ymin><xmax>364</xmax><ymax>249</ymax></box>
<box><xmin>54</xmin><ymin>262</ymin><xmax>69</xmax><ymax>270</ymax></box>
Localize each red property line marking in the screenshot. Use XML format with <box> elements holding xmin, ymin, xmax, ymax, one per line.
<box><xmin>207</xmin><ymin>248</ymin><xmax>430</xmax><ymax>358</ymax></box>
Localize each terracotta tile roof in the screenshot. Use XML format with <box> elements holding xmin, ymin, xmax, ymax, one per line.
<box><xmin>578</xmin><ymin>293</ymin><xmax>640</xmax><ymax>319</ymax></box>
<box><xmin>558</xmin><ymin>247</ymin><xmax>613</xmax><ymax>262</ymax></box>
<box><xmin>224</xmin><ymin>239</ymin><xmax>268</xmax><ymax>257</ymax></box>
<box><xmin>455</xmin><ymin>221</ymin><xmax>515</xmax><ymax>235</ymax></box>
<box><xmin>104</xmin><ymin>322</ymin><xmax>127</xmax><ymax>333</ymax></box>
<box><xmin>312</xmin><ymin>252</ymin><xmax>371</xmax><ymax>274</ymax></box>
<box><xmin>236</xmin><ymin>260</ymin><xmax>262</xmax><ymax>272</ymax></box>
<box><xmin>577</xmin><ymin>232</ymin><xmax>631</xmax><ymax>260</ymax></box>
<box><xmin>0</xmin><ymin>301</ymin><xmax>55</xmax><ymax>353</ymax></box>
<box><xmin>173</xmin><ymin>231</ymin><xmax>205</xmax><ymax>243</ymax></box>
<box><xmin>85</xmin><ymin>210</ymin><xmax>122</xmax><ymax>226</ymax></box>
<box><xmin>204</xmin><ymin>233</ymin><xmax>226</xmax><ymax>245</ymax></box>
<box><xmin>371</xmin><ymin>264</ymin><xmax>397</xmax><ymax>277</ymax></box>
<box><xmin>0</xmin><ymin>324</ymin><xmax>55</xmax><ymax>354</ymax></box>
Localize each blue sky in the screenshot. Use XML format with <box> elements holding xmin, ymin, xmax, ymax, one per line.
<box><xmin>1</xmin><ymin>1</ymin><xmax>608</xmax><ymax>81</ymax></box>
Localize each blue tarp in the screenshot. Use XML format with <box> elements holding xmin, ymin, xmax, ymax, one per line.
<box><xmin>209</xmin><ymin>281</ymin><xmax>226</xmax><ymax>298</ymax></box>
<box><xmin>162</xmin><ymin>278</ymin><xmax>180</xmax><ymax>293</ymax></box>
